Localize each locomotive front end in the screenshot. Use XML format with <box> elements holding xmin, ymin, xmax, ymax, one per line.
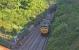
<box><xmin>40</xmin><ymin>19</ymin><xmax>50</xmax><ymax>36</ymax></box>
<box><xmin>40</xmin><ymin>26</ymin><xmax>48</xmax><ymax>35</ymax></box>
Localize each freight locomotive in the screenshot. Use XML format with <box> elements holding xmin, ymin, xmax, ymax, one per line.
<box><xmin>40</xmin><ymin>19</ymin><xmax>50</xmax><ymax>36</ymax></box>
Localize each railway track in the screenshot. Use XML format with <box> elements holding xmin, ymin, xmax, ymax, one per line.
<box><xmin>19</xmin><ymin>26</ymin><xmax>47</xmax><ymax>50</ymax></box>
<box><xmin>12</xmin><ymin>25</ymin><xmax>48</xmax><ymax>50</ymax></box>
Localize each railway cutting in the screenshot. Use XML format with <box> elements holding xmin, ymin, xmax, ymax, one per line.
<box><xmin>11</xmin><ymin>4</ymin><xmax>57</xmax><ymax>50</ymax></box>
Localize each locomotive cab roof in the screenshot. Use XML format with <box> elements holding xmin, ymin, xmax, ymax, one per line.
<box><xmin>40</xmin><ymin>19</ymin><xmax>50</xmax><ymax>27</ymax></box>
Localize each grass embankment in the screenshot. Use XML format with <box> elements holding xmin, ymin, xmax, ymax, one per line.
<box><xmin>48</xmin><ymin>0</ymin><xmax>79</xmax><ymax>50</ymax></box>
<box><xmin>0</xmin><ymin>0</ymin><xmax>48</xmax><ymax>33</ymax></box>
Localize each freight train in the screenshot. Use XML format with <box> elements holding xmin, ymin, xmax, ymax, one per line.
<box><xmin>40</xmin><ymin>4</ymin><xmax>57</xmax><ymax>36</ymax></box>
<box><xmin>40</xmin><ymin>19</ymin><xmax>50</xmax><ymax>36</ymax></box>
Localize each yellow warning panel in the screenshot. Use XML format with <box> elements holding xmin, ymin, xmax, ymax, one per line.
<box><xmin>0</xmin><ymin>45</ymin><xmax>10</xmax><ymax>50</ymax></box>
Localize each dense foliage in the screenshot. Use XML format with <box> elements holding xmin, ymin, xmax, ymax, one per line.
<box><xmin>48</xmin><ymin>0</ymin><xmax>79</xmax><ymax>50</ymax></box>
<box><xmin>0</xmin><ymin>0</ymin><xmax>48</xmax><ymax>33</ymax></box>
